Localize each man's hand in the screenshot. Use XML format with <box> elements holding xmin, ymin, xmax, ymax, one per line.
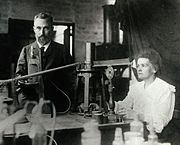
<box><xmin>18</xmin><ymin>79</ymin><xmax>29</xmax><ymax>85</ymax></box>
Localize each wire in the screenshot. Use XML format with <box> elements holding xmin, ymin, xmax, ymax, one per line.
<box><xmin>47</xmin><ymin>134</ymin><xmax>58</xmax><ymax>145</ymax></box>
<box><xmin>50</xmin><ymin>80</ymin><xmax>71</xmax><ymax>114</ymax></box>
<box><xmin>48</xmin><ymin>101</ymin><xmax>56</xmax><ymax>145</ymax></box>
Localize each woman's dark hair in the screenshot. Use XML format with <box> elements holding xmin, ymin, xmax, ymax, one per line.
<box><xmin>135</xmin><ymin>49</ymin><xmax>162</xmax><ymax>75</ymax></box>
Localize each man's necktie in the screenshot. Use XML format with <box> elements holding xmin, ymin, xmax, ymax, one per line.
<box><xmin>40</xmin><ymin>47</ymin><xmax>45</xmax><ymax>69</ymax></box>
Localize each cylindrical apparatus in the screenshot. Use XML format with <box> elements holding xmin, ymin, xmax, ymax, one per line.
<box><xmin>103</xmin><ymin>5</ymin><xmax>113</xmax><ymax>43</ymax></box>
<box><xmin>85</xmin><ymin>42</ymin><xmax>95</xmax><ymax>70</ymax></box>
<box><xmin>85</xmin><ymin>42</ymin><xmax>91</xmax><ymax>63</ymax></box>
<box><xmin>103</xmin><ymin>5</ymin><xmax>119</xmax><ymax>44</ymax></box>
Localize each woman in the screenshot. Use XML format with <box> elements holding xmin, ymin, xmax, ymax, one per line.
<box><xmin>114</xmin><ymin>49</ymin><xmax>175</xmax><ymax>134</ymax></box>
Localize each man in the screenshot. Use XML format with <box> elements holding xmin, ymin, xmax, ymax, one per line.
<box><xmin>16</xmin><ymin>12</ymin><xmax>75</xmax><ymax>113</ymax></box>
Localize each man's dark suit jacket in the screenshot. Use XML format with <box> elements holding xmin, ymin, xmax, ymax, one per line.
<box><xmin>16</xmin><ymin>41</ymin><xmax>75</xmax><ymax>112</ymax></box>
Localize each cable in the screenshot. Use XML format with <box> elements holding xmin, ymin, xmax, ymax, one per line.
<box><xmin>50</xmin><ymin>80</ymin><xmax>71</xmax><ymax>114</ymax></box>
<box><xmin>47</xmin><ymin>134</ymin><xmax>58</xmax><ymax>145</ymax></box>
<box><xmin>48</xmin><ymin>101</ymin><xmax>56</xmax><ymax>145</ymax></box>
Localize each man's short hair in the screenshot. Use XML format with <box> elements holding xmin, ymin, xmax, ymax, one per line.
<box><xmin>34</xmin><ymin>12</ymin><xmax>53</xmax><ymax>25</ymax></box>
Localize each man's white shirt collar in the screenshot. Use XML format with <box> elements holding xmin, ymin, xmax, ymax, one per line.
<box><xmin>37</xmin><ymin>41</ymin><xmax>51</xmax><ymax>52</ymax></box>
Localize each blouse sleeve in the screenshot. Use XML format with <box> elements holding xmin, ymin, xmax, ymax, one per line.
<box><xmin>151</xmin><ymin>85</ymin><xmax>175</xmax><ymax>133</ymax></box>
<box><xmin>114</xmin><ymin>85</ymin><xmax>134</xmax><ymax>113</ymax></box>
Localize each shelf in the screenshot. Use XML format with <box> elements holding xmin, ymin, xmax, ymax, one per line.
<box><xmin>93</xmin><ymin>58</ymin><xmax>130</xmax><ymax>67</ymax></box>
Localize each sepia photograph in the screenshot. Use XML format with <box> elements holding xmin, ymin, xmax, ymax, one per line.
<box><xmin>0</xmin><ymin>0</ymin><xmax>180</xmax><ymax>145</ymax></box>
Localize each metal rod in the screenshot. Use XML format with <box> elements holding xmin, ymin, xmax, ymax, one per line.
<box><xmin>0</xmin><ymin>62</ymin><xmax>80</xmax><ymax>85</ymax></box>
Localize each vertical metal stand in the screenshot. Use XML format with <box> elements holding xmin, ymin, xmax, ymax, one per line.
<box><xmin>76</xmin><ymin>42</ymin><xmax>94</xmax><ymax>113</ymax></box>
<box><xmin>84</xmin><ymin>73</ymin><xmax>90</xmax><ymax>112</ymax></box>
<box><xmin>105</xmin><ymin>65</ymin><xmax>116</xmax><ymax>122</ymax></box>
<box><xmin>78</xmin><ymin>70</ymin><xmax>92</xmax><ymax>112</ymax></box>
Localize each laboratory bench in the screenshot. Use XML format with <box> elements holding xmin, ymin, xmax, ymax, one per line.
<box><xmin>2</xmin><ymin>111</ymin><xmax>180</xmax><ymax>145</ymax></box>
<box><xmin>2</xmin><ymin>112</ymin><xmax>132</xmax><ymax>145</ymax></box>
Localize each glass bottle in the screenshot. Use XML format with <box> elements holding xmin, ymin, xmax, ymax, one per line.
<box><xmin>112</xmin><ymin>127</ymin><xmax>124</xmax><ymax>145</ymax></box>
<box><xmin>30</xmin><ymin>121</ymin><xmax>47</xmax><ymax>145</ymax></box>
<box><xmin>28</xmin><ymin>98</ymin><xmax>47</xmax><ymax>145</ymax></box>
<box><xmin>147</xmin><ymin>127</ymin><xmax>158</xmax><ymax>145</ymax></box>
<box><xmin>81</xmin><ymin>119</ymin><xmax>101</xmax><ymax>145</ymax></box>
<box><xmin>130</xmin><ymin>114</ymin><xmax>144</xmax><ymax>138</ymax></box>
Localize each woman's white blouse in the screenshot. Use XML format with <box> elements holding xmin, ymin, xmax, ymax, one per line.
<box><xmin>115</xmin><ymin>77</ymin><xmax>175</xmax><ymax>133</ymax></box>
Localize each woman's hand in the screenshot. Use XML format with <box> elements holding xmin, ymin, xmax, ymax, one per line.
<box><xmin>114</xmin><ymin>101</ymin><xmax>127</xmax><ymax>115</ymax></box>
<box><xmin>114</xmin><ymin>101</ymin><xmax>144</xmax><ymax>120</ymax></box>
